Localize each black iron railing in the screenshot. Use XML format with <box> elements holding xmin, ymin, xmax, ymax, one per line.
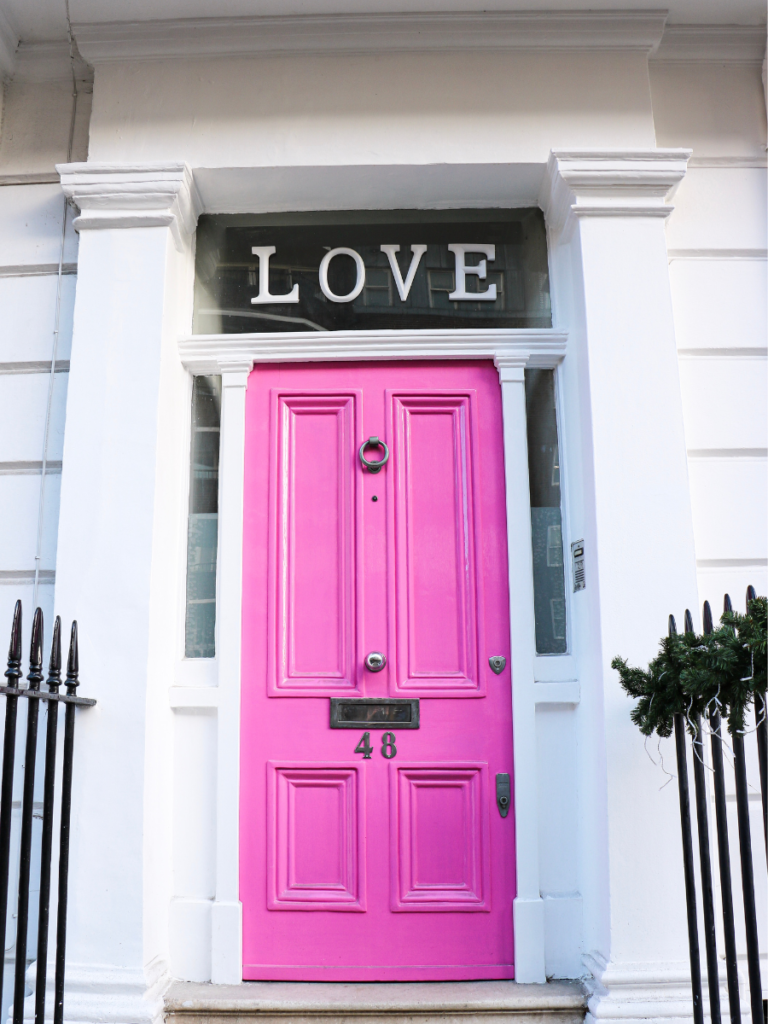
<box><xmin>671</xmin><ymin>589</ymin><xmax>766</xmax><ymax>1024</ymax></box>
<box><xmin>0</xmin><ymin>601</ymin><xmax>95</xmax><ymax>1024</ymax></box>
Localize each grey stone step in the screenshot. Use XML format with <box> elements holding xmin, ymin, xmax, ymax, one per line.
<box><xmin>164</xmin><ymin>979</ymin><xmax>586</xmax><ymax>1024</ymax></box>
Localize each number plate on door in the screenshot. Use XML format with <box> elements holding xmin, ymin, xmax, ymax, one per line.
<box><xmin>330</xmin><ymin>698</ymin><xmax>420</xmax><ymax>729</ymax></box>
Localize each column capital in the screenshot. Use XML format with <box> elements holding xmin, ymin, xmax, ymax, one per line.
<box><xmin>493</xmin><ymin>356</ymin><xmax>527</xmax><ymax>383</ymax></box>
<box><xmin>540</xmin><ymin>149</ymin><xmax>692</xmax><ymax>240</ymax></box>
<box><xmin>56</xmin><ymin>162</ymin><xmax>202</xmax><ymax>252</ymax></box>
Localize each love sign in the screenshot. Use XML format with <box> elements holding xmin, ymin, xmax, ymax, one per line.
<box><xmin>193</xmin><ymin>210</ymin><xmax>551</xmax><ymax>334</ymax></box>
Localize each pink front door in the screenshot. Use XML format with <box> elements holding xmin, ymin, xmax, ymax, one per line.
<box><xmin>240</xmin><ymin>360</ymin><xmax>515</xmax><ymax>980</ymax></box>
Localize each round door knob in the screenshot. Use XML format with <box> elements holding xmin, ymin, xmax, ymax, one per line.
<box><xmin>365</xmin><ymin>652</ymin><xmax>387</xmax><ymax>672</ymax></box>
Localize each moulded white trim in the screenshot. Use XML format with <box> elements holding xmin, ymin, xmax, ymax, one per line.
<box><xmin>696</xmin><ymin>558</ymin><xmax>768</xmax><ymax>568</ymax></box>
<box><xmin>652</xmin><ymin>25</ymin><xmax>767</xmax><ymax>63</ymax></box>
<box><xmin>73</xmin><ymin>10</ymin><xmax>669</xmax><ymax>64</ymax></box>
<box><xmin>197</xmin><ymin>325</ymin><xmax>568</xmax><ymax>984</ymax></box>
<box><xmin>212</xmin><ymin>369</ymin><xmax>248</xmax><ymax>984</ymax></box>
<box><xmin>31</xmin><ymin>959</ymin><xmax>170</xmax><ymax>1023</ymax></box>
<box><xmin>687</xmin><ymin>156</ymin><xmax>768</xmax><ymax>169</ymax></box>
<box><xmin>687</xmin><ymin>447</ymin><xmax>767</xmax><ymax>460</ymax></box>
<box><xmin>179</xmin><ymin>329</ymin><xmax>568</xmax><ymax>375</ymax></box>
<box><xmin>169</xmin><ymin>686</ymin><xmax>219</xmax><ymax>710</ymax></box>
<box><xmin>0</xmin><ymin>262</ymin><xmax>77</xmax><ymax>277</ymax></box>
<box><xmin>57</xmin><ymin>162</ymin><xmax>202</xmax><ymax>253</ymax></box>
<box><xmin>540</xmin><ymin>150</ymin><xmax>692</xmax><ymax>240</ymax></box>
<box><xmin>0</xmin><ymin>172</ymin><xmax>62</xmax><ymax>186</ymax></box>
<box><xmin>667</xmin><ymin>248</ymin><xmax>768</xmax><ymax>261</ymax></box>
<box><xmin>677</xmin><ymin>347</ymin><xmax>768</xmax><ymax>359</ymax></box>
<box><xmin>583</xmin><ymin>951</ymin><xmax>722</xmax><ymax>1024</ymax></box>
<box><xmin>535</xmin><ymin>681</ymin><xmax>580</xmax><ymax>706</ymax></box>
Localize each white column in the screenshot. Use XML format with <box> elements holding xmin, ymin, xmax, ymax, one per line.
<box><xmin>211</xmin><ymin>364</ymin><xmax>249</xmax><ymax>984</ymax></box>
<box><xmin>495</xmin><ymin>357</ymin><xmax>546</xmax><ymax>984</ymax></box>
<box><xmin>541</xmin><ymin>151</ymin><xmax>701</xmax><ymax>1020</ymax></box>
<box><xmin>51</xmin><ymin>163</ymin><xmax>200</xmax><ymax>1021</ymax></box>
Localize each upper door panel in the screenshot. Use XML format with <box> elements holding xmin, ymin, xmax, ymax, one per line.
<box><xmin>388</xmin><ymin>391</ymin><xmax>484</xmax><ymax>697</ymax></box>
<box><xmin>267</xmin><ymin>390</ymin><xmax>363</xmax><ymax>695</ymax></box>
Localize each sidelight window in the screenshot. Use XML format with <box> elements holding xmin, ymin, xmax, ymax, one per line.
<box><xmin>525</xmin><ymin>369</ymin><xmax>567</xmax><ymax>655</ymax></box>
<box><xmin>184</xmin><ymin>375</ymin><xmax>221</xmax><ymax>658</ymax></box>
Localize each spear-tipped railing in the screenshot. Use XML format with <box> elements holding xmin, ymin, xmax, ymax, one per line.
<box><xmin>665</xmin><ymin>589</ymin><xmax>765</xmax><ymax>1024</ymax></box>
<box><xmin>0</xmin><ymin>602</ymin><xmax>95</xmax><ymax>1024</ymax></box>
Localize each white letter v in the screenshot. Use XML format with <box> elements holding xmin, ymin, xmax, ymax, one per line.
<box><xmin>381</xmin><ymin>244</ymin><xmax>427</xmax><ymax>302</ymax></box>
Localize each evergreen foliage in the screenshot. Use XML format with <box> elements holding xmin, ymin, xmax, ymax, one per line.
<box><xmin>612</xmin><ymin>595</ymin><xmax>767</xmax><ymax>738</ymax></box>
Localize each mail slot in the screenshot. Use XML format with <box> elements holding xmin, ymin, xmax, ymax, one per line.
<box><xmin>330</xmin><ymin>698</ymin><xmax>420</xmax><ymax>729</ymax></box>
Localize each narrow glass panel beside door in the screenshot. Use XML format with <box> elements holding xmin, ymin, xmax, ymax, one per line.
<box><xmin>524</xmin><ymin>369</ymin><xmax>567</xmax><ymax>655</ymax></box>
<box><xmin>185</xmin><ymin>375</ymin><xmax>221</xmax><ymax>658</ymax></box>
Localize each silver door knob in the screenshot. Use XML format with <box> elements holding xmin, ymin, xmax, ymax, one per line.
<box><xmin>365</xmin><ymin>652</ymin><xmax>387</xmax><ymax>672</ymax></box>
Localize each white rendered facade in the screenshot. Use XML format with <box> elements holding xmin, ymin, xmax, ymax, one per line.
<box><xmin>0</xmin><ymin>3</ymin><xmax>766</xmax><ymax>1021</ymax></box>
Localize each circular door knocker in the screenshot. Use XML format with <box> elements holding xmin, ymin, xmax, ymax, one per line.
<box><xmin>359</xmin><ymin>436</ymin><xmax>389</xmax><ymax>474</ymax></box>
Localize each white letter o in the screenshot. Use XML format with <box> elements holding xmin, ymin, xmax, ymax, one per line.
<box><xmin>318</xmin><ymin>247</ymin><xmax>366</xmax><ymax>303</ymax></box>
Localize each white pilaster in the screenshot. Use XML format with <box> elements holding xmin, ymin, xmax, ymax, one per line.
<box><xmin>541</xmin><ymin>150</ymin><xmax>700</xmax><ymax>1020</ymax></box>
<box><xmin>52</xmin><ymin>162</ymin><xmax>199</xmax><ymax>1020</ymax></box>
<box><xmin>211</xmin><ymin>364</ymin><xmax>250</xmax><ymax>984</ymax></box>
<box><xmin>495</xmin><ymin>357</ymin><xmax>545</xmax><ymax>985</ymax></box>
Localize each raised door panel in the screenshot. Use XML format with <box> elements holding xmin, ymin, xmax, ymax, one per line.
<box><xmin>267</xmin><ymin>763</ymin><xmax>365</xmax><ymax>911</ymax></box>
<box><xmin>390</xmin><ymin>763</ymin><xmax>490</xmax><ymax>911</ymax></box>
<box><xmin>268</xmin><ymin>392</ymin><xmax>362</xmax><ymax>694</ymax></box>
<box><xmin>388</xmin><ymin>392</ymin><xmax>483</xmax><ymax>696</ymax></box>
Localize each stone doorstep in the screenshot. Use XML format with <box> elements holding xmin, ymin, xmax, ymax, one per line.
<box><xmin>164</xmin><ymin>979</ymin><xmax>587</xmax><ymax>1024</ymax></box>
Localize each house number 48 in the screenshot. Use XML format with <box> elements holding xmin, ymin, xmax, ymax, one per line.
<box><xmin>354</xmin><ymin>732</ymin><xmax>397</xmax><ymax>759</ymax></box>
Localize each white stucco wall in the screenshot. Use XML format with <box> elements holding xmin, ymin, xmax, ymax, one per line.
<box><xmin>85</xmin><ymin>49</ymin><xmax>657</xmax><ymax>167</ymax></box>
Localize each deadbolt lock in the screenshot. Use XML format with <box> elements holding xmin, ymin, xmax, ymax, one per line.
<box><xmin>365</xmin><ymin>652</ymin><xmax>387</xmax><ymax>673</ymax></box>
<box><xmin>489</xmin><ymin>656</ymin><xmax>506</xmax><ymax>675</ymax></box>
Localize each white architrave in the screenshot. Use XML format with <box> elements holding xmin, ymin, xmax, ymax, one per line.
<box><xmin>52</xmin><ymin>151</ymin><xmax>702</xmax><ymax>1011</ymax></box>
<box><xmin>540</xmin><ymin>150</ymin><xmax>700</xmax><ymax>1022</ymax></box>
<box><xmin>495</xmin><ymin>358</ymin><xmax>545</xmax><ymax>984</ymax></box>
<box><xmin>179</xmin><ymin>328</ymin><xmax>568</xmax><ymax>985</ymax></box>
<box><xmin>211</xmin><ymin>366</ymin><xmax>250</xmax><ymax>984</ymax></box>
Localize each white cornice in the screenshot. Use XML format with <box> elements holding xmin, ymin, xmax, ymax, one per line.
<box><xmin>56</xmin><ymin>163</ymin><xmax>202</xmax><ymax>252</ymax></box>
<box><xmin>73</xmin><ymin>10</ymin><xmax>669</xmax><ymax>63</ymax></box>
<box><xmin>539</xmin><ymin>149</ymin><xmax>692</xmax><ymax>240</ymax></box>
<box><xmin>653</xmin><ymin>25</ymin><xmax>766</xmax><ymax>63</ymax></box>
<box><xmin>178</xmin><ymin>329</ymin><xmax>568</xmax><ymax>376</ymax></box>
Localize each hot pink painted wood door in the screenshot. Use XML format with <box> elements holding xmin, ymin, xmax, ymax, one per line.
<box><xmin>241</xmin><ymin>361</ymin><xmax>515</xmax><ymax>980</ymax></box>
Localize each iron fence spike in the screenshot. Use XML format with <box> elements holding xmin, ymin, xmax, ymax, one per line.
<box><xmin>6</xmin><ymin>600</ymin><xmax>21</xmax><ymax>669</ymax></box>
<box><xmin>28</xmin><ymin>609</ymin><xmax>44</xmax><ymax>692</ymax></box>
<box><xmin>669</xmin><ymin>614</ymin><xmax>677</xmax><ymax>636</ymax></box>
<box><xmin>703</xmin><ymin>601</ymin><xmax>713</xmax><ymax>635</ymax></box>
<box><xmin>746</xmin><ymin>585</ymin><xmax>756</xmax><ymax>604</ymax></box>
<box><xmin>48</xmin><ymin>617</ymin><xmax>62</xmax><ymax>691</ymax></box>
<box><xmin>723</xmin><ymin>594</ymin><xmax>732</xmax><ymax>614</ymax></box>
<box><xmin>685</xmin><ymin>609</ymin><xmax>694</xmax><ymax>634</ymax></box>
<box><xmin>66</xmin><ymin>621</ymin><xmax>79</xmax><ymax>692</ymax></box>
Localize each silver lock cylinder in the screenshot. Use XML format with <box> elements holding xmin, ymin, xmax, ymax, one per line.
<box><xmin>365</xmin><ymin>652</ymin><xmax>387</xmax><ymax>672</ymax></box>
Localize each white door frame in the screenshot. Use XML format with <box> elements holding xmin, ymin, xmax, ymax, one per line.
<box><xmin>178</xmin><ymin>326</ymin><xmax>568</xmax><ymax>983</ymax></box>
<box><xmin>55</xmin><ymin>150</ymin><xmax>697</xmax><ymax>1006</ymax></box>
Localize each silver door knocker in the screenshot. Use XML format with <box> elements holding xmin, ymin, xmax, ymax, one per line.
<box><xmin>359</xmin><ymin>436</ymin><xmax>389</xmax><ymax>474</ymax></box>
<box><xmin>489</xmin><ymin>656</ymin><xmax>506</xmax><ymax>675</ymax></box>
